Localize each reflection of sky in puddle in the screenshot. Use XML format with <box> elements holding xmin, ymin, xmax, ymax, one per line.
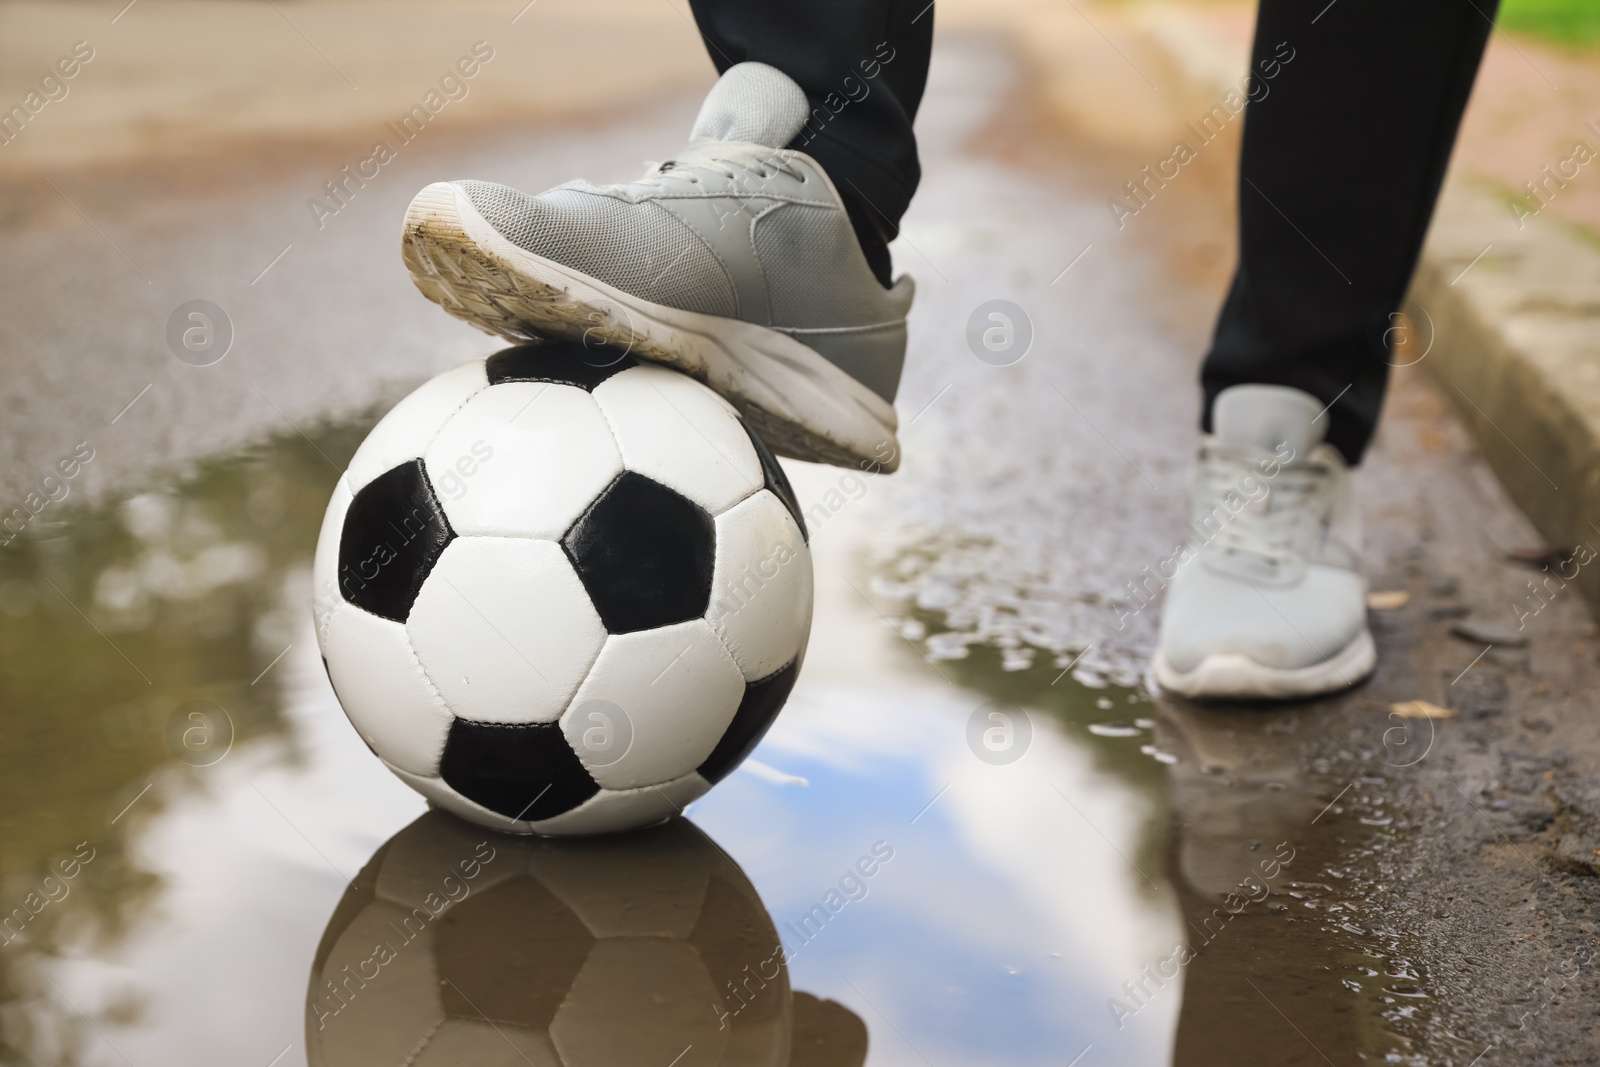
<box><xmin>699</xmin><ymin>688</ymin><xmax>1181</xmax><ymax>1067</ymax></box>
<box><xmin>11</xmin><ymin>431</ymin><xmax>1181</xmax><ymax>1067</ymax></box>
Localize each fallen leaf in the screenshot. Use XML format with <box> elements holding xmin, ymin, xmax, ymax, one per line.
<box><xmin>1390</xmin><ymin>700</ymin><xmax>1455</xmax><ymax>719</ymax></box>
<box><xmin>1366</xmin><ymin>590</ymin><xmax>1410</xmax><ymax>610</ymax></box>
<box><xmin>1506</xmin><ymin>546</ymin><xmax>1575</xmax><ymax>569</ymax></box>
<box><xmin>1450</xmin><ymin>619</ymin><xmax>1528</xmax><ymax>647</ymax></box>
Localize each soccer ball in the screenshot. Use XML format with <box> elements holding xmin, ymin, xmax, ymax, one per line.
<box><xmin>311</xmin><ymin>341</ymin><xmax>812</xmax><ymax>835</ymax></box>
<box><xmin>306</xmin><ymin>812</ymin><xmax>868</xmax><ymax>1067</ymax></box>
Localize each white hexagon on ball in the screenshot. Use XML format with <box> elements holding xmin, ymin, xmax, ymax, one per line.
<box><xmin>592</xmin><ymin>364</ymin><xmax>763</xmax><ymax>517</ymax></box>
<box><xmin>425</xmin><ymin>381</ymin><xmax>622</xmax><ymax>540</ymax></box>
<box><xmin>704</xmin><ymin>490</ymin><xmax>814</xmax><ymax>682</ymax></box>
<box><xmin>560</xmin><ymin>619</ymin><xmax>745</xmax><ymax>790</ymax></box>
<box><xmin>321</xmin><ymin>606</ymin><xmax>453</xmax><ymax>776</ymax></box>
<box><xmin>408</xmin><ymin>536</ymin><xmax>605</xmax><ymax>724</ymax></box>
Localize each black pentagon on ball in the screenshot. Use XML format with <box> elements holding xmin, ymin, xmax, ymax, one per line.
<box><xmin>439</xmin><ymin>719</ymin><xmax>600</xmax><ymax>821</ymax></box>
<box><xmin>697</xmin><ymin>658</ymin><xmax>800</xmax><ymax>784</ymax></box>
<box><xmin>338</xmin><ymin>460</ymin><xmax>454</xmax><ymax>622</ymax></box>
<box><xmin>485</xmin><ymin>339</ymin><xmax>638</xmax><ymax>390</ymax></box>
<box><xmin>737</xmin><ymin>418</ymin><xmax>807</xmax><ymax>543</ymax></box>
<box><xmin>562</xmin><ymin>471</ymin><xmax>716</xmax><ymax>634</ymax></box>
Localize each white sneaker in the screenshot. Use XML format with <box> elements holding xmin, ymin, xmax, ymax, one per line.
<box><xmin>401</xmin><ymin>62</ymin><xmax>911</xmax><ymax>472</ymax></box>
<box><xmin>1153</xmin><ymin>385</ymin><xmax>1376</xmax><ymax>700</ymax></box>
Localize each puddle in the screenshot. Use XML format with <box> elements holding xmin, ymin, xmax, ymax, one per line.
<box><xmin>0</xmin><ymin>405</ymin><xmax>1433</xmax><ymax>1066</ymax></box>
<box><xmin>0</xmin><ymin>411</ymin><xmax>1177</xmax><ymax>1065</ymax></box>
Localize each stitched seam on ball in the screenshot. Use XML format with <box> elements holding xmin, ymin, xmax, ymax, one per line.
<box><xmin>705</xmin><ymin>603</ymin><xmax>746</xmax><ymax>681</ymax></box>
<box><xmin>719</xmin><ymin>484</ymin><xmax>760</xmax><ymax>521</ymax></box>
<box><xmin>645</xmin><ymin>379</ymin><xmax>764</xmax><ymax>510</ymax></box>
<box><xmin>398</xmin><ymin>1009</ymin><xmax>446</xmax><ymax>1067</ymax></box>
<box><xmin>585</xmin><ymin>381</ymin><xmax>630</xmax><ymax>485</ymax></box>
<box><xmin>593</xmin><ymin>371</ymin><xmax>763</xmax><ymax>518</ymax></box>
<box><xmin>619</xmin><ymin>773</ymin><xmax>692</xmax><ymax>800</ymax></box>
<box><xmin>394</xmin><ymin>760</ymin><xmax>533</xmax><ymax>828</ymax></box>
<box><xmin>702</xmin><ymin>493</ymin><xmax>765</xmax><ymax>671</ymax></box>
<box><xmin>397</xmin><ymin>625</ymin><xmax>455</xmax><ymax>725</ymax></box>
<box><xmin>566</xmin><ymin>587</ymin><xmax>609</xmax><ymax>696</ymax></box>
<box><xmin>696</xmin><ymin>621</ymin><xmax>747</xmax><ymax>699</ymax></box>
<box><xmin>726</xmin><ymin>431</ymin><xmax>768</xmax><ymax>518</ymax></box>
<box><xmin>416</xmin><ymin>535</ymin><xmax>608</xmax><ymax>725</ymax></box>
<box><xmin>417</xmin><ymin>376</ymin><xmax>494</xmax><ymax>459</ymax></box>
<box><xmin>748</xmin><ymin>655</ymin><xmax>798</xmax><ymax>687</ymax></box>
<box><xmin>704</xmin><ymin>494</ymin><xmax>801</xmax><ymax>679</ymax></box>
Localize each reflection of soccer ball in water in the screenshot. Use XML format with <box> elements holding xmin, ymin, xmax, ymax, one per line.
<box><xmin>306</xmin><ymin>811</ymin><xmax>867</xmax><ymax>1067</ymax></box>
<box><xmin>311</xmin><ymin>341</ymin><xmax>812</xmax><ymax>835</ymax></box>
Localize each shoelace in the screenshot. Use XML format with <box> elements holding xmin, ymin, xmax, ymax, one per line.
<box><xmin>1197</xmin><ymin>446</ymin><xmax>1332</xmax><ymax>565</ymax></box>
<box><xmin>628</xmin><ymin>142</ymin><xmax>805</xmax><ymax>189</ymax></box>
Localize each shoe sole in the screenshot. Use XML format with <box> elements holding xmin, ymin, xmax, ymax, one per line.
<box><xmin>401</xmin><ymin>181</ymin><xmax>901</xmax><ymax>472</ymax></box>
<box><xmin>1151</xmin><ymin>627</ymin><xmax>1376</xmax><ymax>701</ymax></box>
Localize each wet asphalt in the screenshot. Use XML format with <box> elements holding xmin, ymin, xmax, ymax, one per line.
<box><xmin>2</xmin><ymin>27</ymin><xmax>1599</xmax><ymax>1067</ymax></box>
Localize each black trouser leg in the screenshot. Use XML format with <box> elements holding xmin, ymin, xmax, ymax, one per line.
<box><xmin>686</xmin><ymin>0</ymin><xmax>935</xmax><ymax>285</ymax></box>
<box><xmin>1202</xmin><ymin>0</ymin><xmax>1498</xmax><ymax>464</ymax></box>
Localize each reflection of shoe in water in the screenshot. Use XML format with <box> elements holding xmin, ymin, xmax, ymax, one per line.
<box><xmin>1155</xmin><ymin>694</ymin><xmax>1363</xmax><ymax>1067</ymax></box>
<box><xmin>1154</xmin><ymin>385</ymin><xmax>1375</xmax><ymax>700</ymax></box>
<box><xmin>401</xmin><ymin>61</ymin><xmax>911</xmax><ymax>473</ymax></box>
<box><xmin>1153</xmin><ymin>695</ymin><xmax>1318</xmax><ymax>897</ymax></box>
<box><xmin>308</xmin><ymin>810</ymin><xmax>867</xmax><ymax>1067</ymax></box>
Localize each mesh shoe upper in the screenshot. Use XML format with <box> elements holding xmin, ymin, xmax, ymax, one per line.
<box><xmin>460</xmin><ymin>181</ymin><xmax>739</xmax><ymax>319</ymax></box>
<box><xmin>447</xmin><ymin>63</ymin><xmax>912</xmax><ymax>402</ymax></box>
<box><xmin>455</xmin><ymin>142</ymin><xmax>905</xmax><ymax>334</ymax></box>
<box><xmin>755</xmin><ymin>204</ymin><xmax>903</xmax><ymax>328</ymax></box>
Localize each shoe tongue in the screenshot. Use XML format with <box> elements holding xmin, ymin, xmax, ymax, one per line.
<box><xmin>689</xmin><ymin>62</ymin><xmax>809</xmax><ymax>148</ymax></box>
<box><xmin>1212</xmin><ymin>385</ymin><xmax>1327</xmax><ymax>460</ymax></box>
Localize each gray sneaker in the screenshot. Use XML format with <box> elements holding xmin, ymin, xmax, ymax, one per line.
<box><xmin>1153</xmin><ymin>385</ymin><xmax>1376</xmax><ymax>700</ymax></box>
<box><xmin>401</xmin><ymin>62</ymin><xmax>911</xmax><ymax>472</ymax></box>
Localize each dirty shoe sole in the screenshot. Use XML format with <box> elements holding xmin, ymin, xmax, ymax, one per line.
<box><xmin>401</xmin><ymin>181</ymin><xmax>901</xmax><ymax>472</ymax></box>
<box><xmin>1152</xmin><ymin>628</ymin><xmax>1377</xmax><ymax>701</ymax></box>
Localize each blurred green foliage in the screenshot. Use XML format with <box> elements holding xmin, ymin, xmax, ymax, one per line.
<box><xmin>1110</xmin><ymin>0</ymin><xmax>1599</xmax><ymax>48</ymax></box>
<box><xmin>0</xmin><ymin>417</ymin><xmax>370</xmax><ymax>1063</ymax></box>
<box><xmin>1500</xmin><ymin>0</ymin><xmax>1600</xmax><ymax>46</ymax></box>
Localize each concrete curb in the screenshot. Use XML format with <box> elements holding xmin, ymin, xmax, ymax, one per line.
<box><xmin>1407</xmin><ymin>177</ymin><xmax>1600</xmax><ymax>601</ymax></box>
